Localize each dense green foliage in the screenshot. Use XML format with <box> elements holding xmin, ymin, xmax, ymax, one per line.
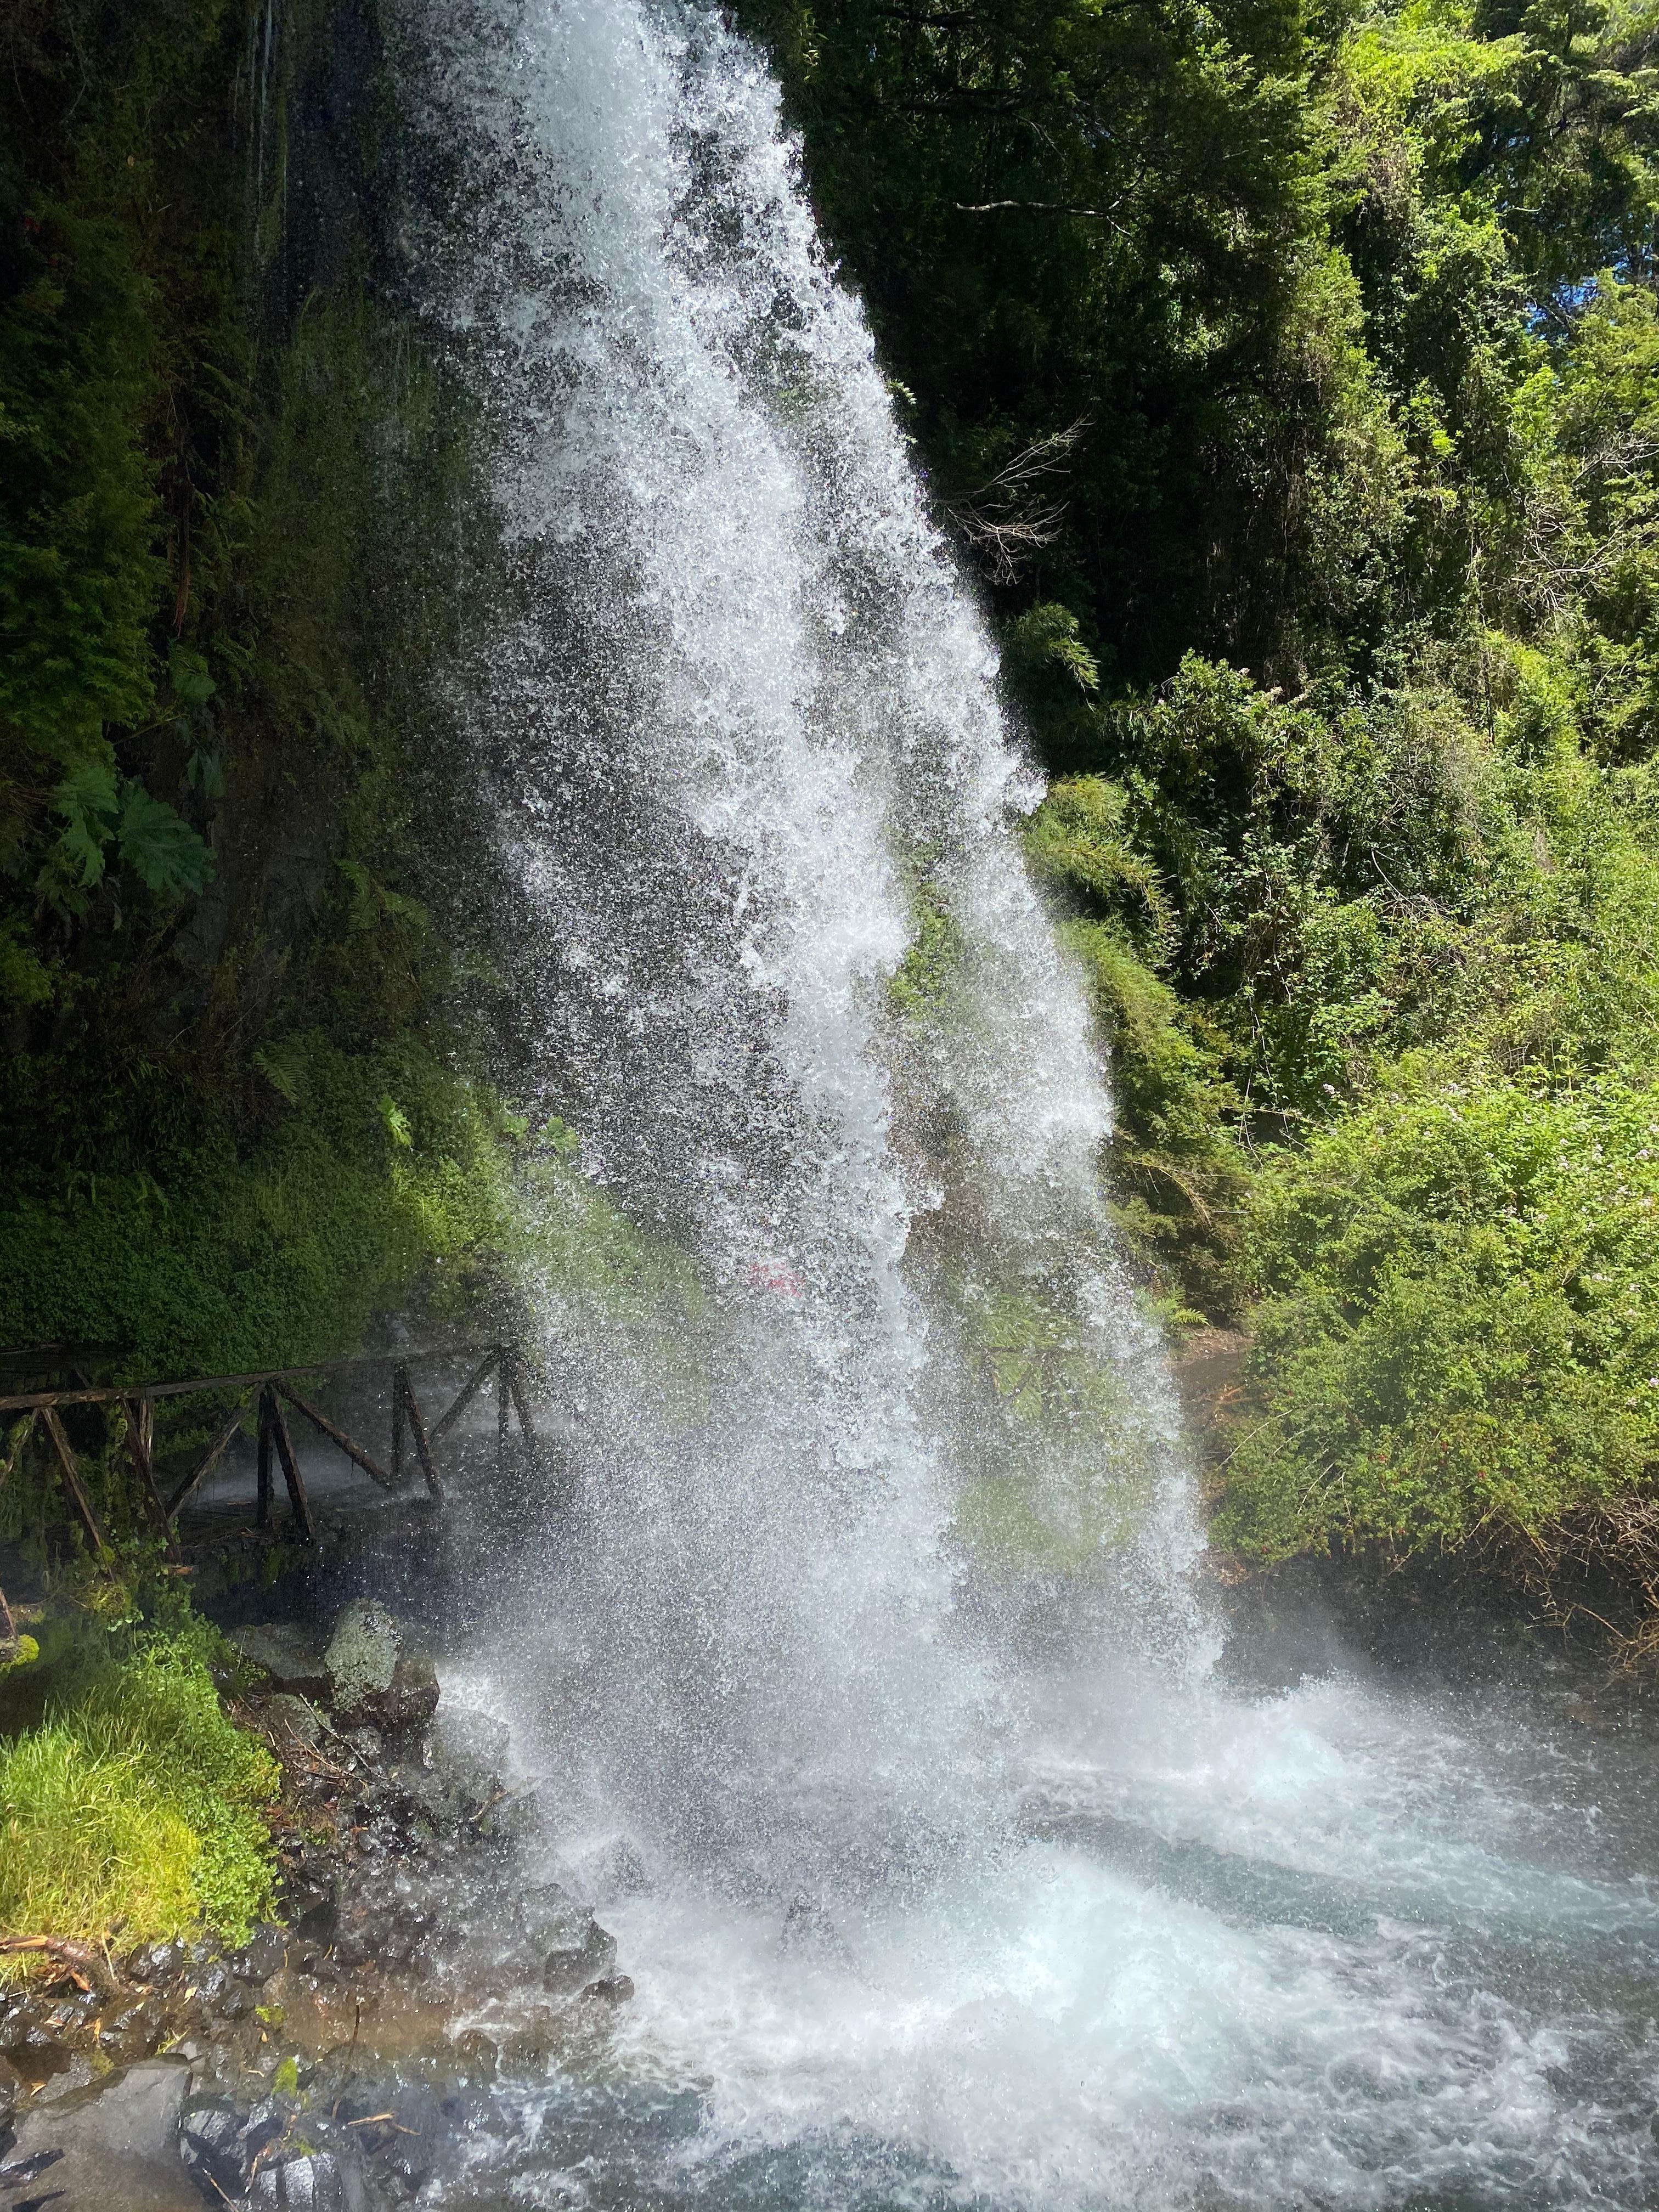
<box><xmin>741</xmin><ymin>0</ymin><xmax>1659</xmax><ymax>1593</ymax></box>
<box><xmin>12</xmin><ymin>0</ymin><xmax>1659</xmax><ymax>1620</ymax></box>
<box><xmin>0</xmin><ymin>1598</ymin><xmax>277</xmax><ymax>1954</ymax></box>
<box><xmin>0</xmin><ymin>0</ymin><xmax>620</xmax><ymax>1441</ymax></box>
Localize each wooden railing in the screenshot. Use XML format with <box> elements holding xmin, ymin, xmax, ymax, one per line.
<box><xmin>0</xmin><ymin>1344</ymin><xmax>540</xmax><ymax>1566</ymax></box>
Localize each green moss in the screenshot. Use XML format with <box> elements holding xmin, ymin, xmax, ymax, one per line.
<box><xmin>951</xmin><ymin>1284</ymin><xmax>1162</xmax><ymax>1567</ymax></box>
<box><xmin>0</xmin><ymin>1043</ymin><xmax>701</xmax><ymax>1438</ymax></box>
<box><xmin>888</xmin><ymin>874</ymin><xmax>967</xmax><ymax>1022</ymax></box>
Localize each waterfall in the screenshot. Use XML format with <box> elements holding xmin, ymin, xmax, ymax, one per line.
<box><xmin>385</xmin><ymin>5</ymin><xmax>1659</xmax><ymax>2208</ymax></box>
<box><xmin>405</xmin><ymin>0</ymin><xmax>1205</xmax><ymax>1880</ymax></box>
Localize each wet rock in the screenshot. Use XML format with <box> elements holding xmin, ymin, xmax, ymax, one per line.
<box><xmin>582</xmin><ymin>1973</ymin><xmax>635</xmax><ymax>2005</ymax></box>
<box><xmin>7</xmin><ymin>2055</ymin><xmax>196</xmax><ymax>2210</ymax></box>
<box><xmin>330</xmin><ymin>1904</ymin><xmax>378</xmax><ymax>1973</ymax></box>
<box><xmin>95</xmin><ymin>1995</ymin><xmax>166</xmax><ymax>2063</ymax></box>
<box><xmin>126</xmin><ymin>1939</ymin><xmax>187</xmax><ymax>1986</ymax></box>
<box><xmin>233</xmin><ymin>1925</ymin><xmax>289</xmax><ymax>1985</ymax></box>
<box><xmin>563</xmin><ymin>1833</ymin><xmax>651</xmax><ymax>1906</ymax></box>
<box><xmin>0</xmin><ymin>2052</ymin><xmax>23</xmax><ymax>2120</ymax></box>
<box><xmin>2</xmin><ymin>2021</ymin><xmax>72</xmax><ymax>2089</ymax></box>
<box><xmin>52</xmin><ymin>1988</ymin><xmax>101</xmax><ymax>2036</ymax></box>
<box><xmin>373</xmin><ymin>1655</ymin><xmax>441</xmax><ymax>1738</ymax></box>
<box><xmin>450</xmin><ymin>2029</ymin><xmax>498</xmax><ymax>2080</ymax></box>
<box><xmin>229</xmin><ymin>1623</ymin><xmax>331</xmax><ymax>1701</ymax></box>
<box><xmin>179</xmin><ymin>2095</ymin><xmax>250</xmax><ymax>2199</ymax></box>
<box><xmin>323</xmin><ymin>1601</ymin><xmax>441</xmax><ymax>1740</ymax></box>
<box><xmin>246</xmin><ymin>2146</ymin><xmax>366</xmax><ymax>2210</ymax></box>
<box><xmin>325</xmin><ymin>1599</ymin><xmax>399</xmax><ymax>1714</ymax></box>
<box><xmin>526</xmin><ymin>1885</ymin><xmax>618</xmax><ymax>1994</ymax></box>
<box><xmin>383</xmin><ymin>1760</ymin><xmax>471</xmax><ymax>1841</ymax></box>
<box><xmin>280</xmin><ymin>1849</ymin><xmax>340</xmax><ymax>1945</ymax></box>
<box><xmin>193</xmin><ymin>1959</ymin><xmax>233</xmax><ymax>2008</ymax></box>
<box><xmin>378</xmin><ymin>1906</ymin><xmax>437</xmax><ymax>1971</ymax></box>
<box><xmin>544</xmin><ymin>1928</ymin><xmax>617</xmax><ymax>1994</ymax></box>
<box><xmin>241</xmin><ymin>2096</ymin><xmax>292</xmax><ymax>2159</ymax></box>
<box><xmin>345</xmin><ymin>1725</ymin><xmax>385</xmax><ymax>1764</ymax></box>
<box><xmin>0</xmin><ymin>2148</ymin><xmax>64</xmax><ymax>2190</ymax></box>
<box><xmin>427</xmin><ymin>1706</ymin><xmax>509</xmax><ymax>1775</ymax></box>
<box><xmin>217</xmin><ymin>1979</ymin><xmax>256</xmax><ymax>2021</ymax></box>
<box><xmin>0</xmin><ymin>1992</ymin><xmax>45</xmax><ymax>2039</ymax></box>
<box><xmin>266</xmin><ymin>1693</ymin><xmax>325</xmax><ymax>1750</ymax></box>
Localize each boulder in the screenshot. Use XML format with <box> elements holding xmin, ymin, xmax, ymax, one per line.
<box><xmin>5</xmin><ymin>2055</ymin><xmax>198</xmax><ymax>2211</ymax></box>
<box><xmin>325</xmin><ymin>1601</ymin><xmax>438</xmax><ymax>1735</ymax></box>
<box><xmin>227</xmin><ymin>1624</ymin><xmax>330</xmax><ymax>1702</ymax></box>
<box><xmin>524</xmin><ymin>1884</ymin><xmax>619</xmax><ymax>1994</ymax></box>
<box><xmin>324</xmin><ymin>1599</ymin><xmax>398</xmax><ymax>1713</ymax></box>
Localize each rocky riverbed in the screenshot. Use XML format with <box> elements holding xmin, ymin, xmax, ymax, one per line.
<box><xmin>0</xmin><ymin>1598</ymin><xmax>634</xmax><ymax>2210</ymax></box>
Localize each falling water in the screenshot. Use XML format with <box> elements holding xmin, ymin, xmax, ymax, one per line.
<box><xmin>392</xmin><ymin>1</ymin><xmax>1659</xmax><ymax>2203</ymax></box>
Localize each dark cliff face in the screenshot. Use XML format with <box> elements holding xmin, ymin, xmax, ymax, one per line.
<box><xmin>0</xmin><ymin>0</ymin><xmax>522</xmax><ymax>1381</ymax></box>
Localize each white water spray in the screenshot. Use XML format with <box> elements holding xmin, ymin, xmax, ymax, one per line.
<box><xmin>397</xmin><ymin>3</ymin><xmax>1659</xmax><ymax>2203</ymax></box>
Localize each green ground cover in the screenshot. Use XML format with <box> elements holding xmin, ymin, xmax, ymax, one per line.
<box><xmin>0</xmin><ymin>1593</ymin><xmax>277</xmax><ymax>1959</ymax></box>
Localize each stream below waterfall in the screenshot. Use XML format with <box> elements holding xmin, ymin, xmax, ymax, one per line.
<box><xmin>358</xmin><ymin>0</ymin><xmax>1659</xmax><ymax>2199</ymax></box>
<box><xmin>403</xmin><ymin>1620</ymin><xmax>1659</xmax><ymax>2211</ymax></box>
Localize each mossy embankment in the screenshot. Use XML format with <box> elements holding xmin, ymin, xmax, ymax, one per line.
<box><xmin>0</xmin><ymin>0</ymin><xmax>537</xmax><ymax>1401</ymax></box>
<box><xmin>0</xmin><ymin>0</ymin><xmax>702</xmax><ymax>1971</ymax></box>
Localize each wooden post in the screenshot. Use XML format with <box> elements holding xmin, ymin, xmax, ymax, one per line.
<box><xmin>400</xmin><ymin>1370</ymin><xmax>444</xmax><ymax>1505</ymax></box>
<box><xmin>40</xmin><ymin>1406</ymin><xmax>110</xmax><ymax>1560</ymax></box>
<box><xmin>275</xmin><ymin>1383</ymin><xmax>394</xmax><ymax>1489</ymax></box>
<box><xmin>430</xmin><ymin>1348</ymin><xmax>499</xmax><ymax>1444</ymax></box>
<box><xmin>392</xmin><ymin>1364</ymin><xmax>407</xmax><ymax>1487</ymax></box>
<box><xmin>256</xmin><ymin>1389</ymin><xmax>274</xmax><ymax>1528</ymax></box>
<box><xmin>122</xmin><ymin>1395</ymin><xmax>180</xmax><ymax>1563</ymax></box>
<box><xmin>496</xmin><ymin>1346</ymin><xmax>510</xmax><ymax>1478</ymax></box>
<box><xmin>264</xmin><ymin>1390</ymin><xmax>314</xmax><ymax>1541</ymax></box>
<box><xmin>167</xmin><ymin>1395</ymin><xmax>252</xmax><ymax>1520</ymax></box>
<box><xmin>504</xmin><ymin>1347</ymin><xmax>537</xmax><ymax>1444</ymax></box>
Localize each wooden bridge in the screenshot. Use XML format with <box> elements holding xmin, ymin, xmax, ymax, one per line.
<box><xmin>0</xmin><ymin>1342</ymin><xmax>540</xmax><ymax>1576</ymax></box>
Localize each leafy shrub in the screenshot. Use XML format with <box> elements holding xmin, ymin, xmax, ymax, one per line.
<box><xmin>1216</xmin><ymin>1063</ymin><xmax>1659</xmax><ymax>1561</ymax></box>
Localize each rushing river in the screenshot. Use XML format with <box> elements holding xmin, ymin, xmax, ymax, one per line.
<box><xmin>388</xmin><ymin>0</ymin><xmax>1659</xmax><ymax>2200</ymax></box>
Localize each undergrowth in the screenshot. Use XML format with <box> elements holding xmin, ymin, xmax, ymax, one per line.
<box><xmin>0</xmin><ymin>1592</ymin><xmax>276</xmax><ymax>1959</ymax></box>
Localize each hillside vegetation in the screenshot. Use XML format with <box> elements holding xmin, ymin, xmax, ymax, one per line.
<box><xmin>8</xmin><ymin>0</ymin><xmax>1659</xmax><ymax>1637</ymax></box>
<box><xmin>736</xmin><ymin>0</ymin><xmax>1659</xmax><ymax>1620</ymax></box>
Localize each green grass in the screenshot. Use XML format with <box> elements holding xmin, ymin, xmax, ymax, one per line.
<box><xmin>0</xmin><ymin>1604</ymin><xmax>277</xmax><ymax>1959</ymax></box>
